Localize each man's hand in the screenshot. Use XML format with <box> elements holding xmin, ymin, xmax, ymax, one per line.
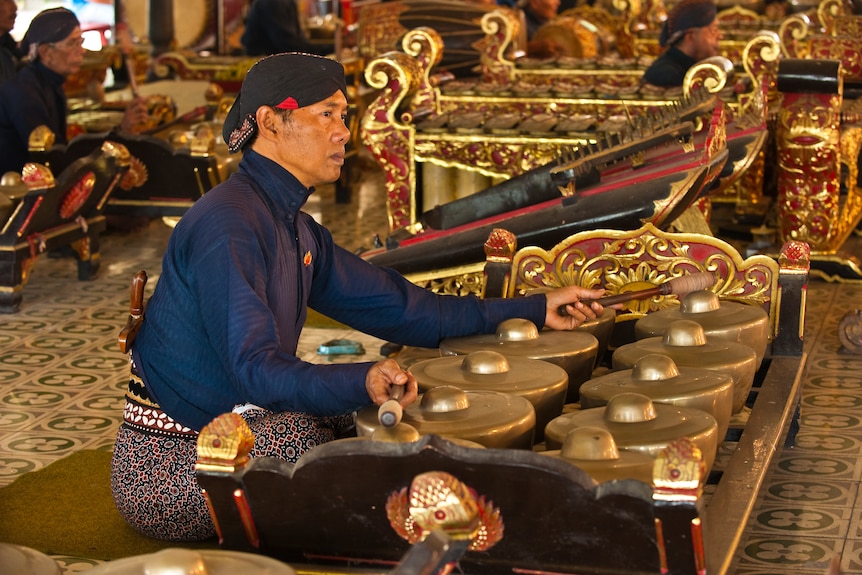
<box><xmin>365</xmin><ymin>359</ymin><xmax>418</xmax><ymax>408</ymax></box>
<box><xmin>543</xmin><ymin>285</ymin><xmax>618</xmax><ymax>331</ymax></box>
<box><xmin>118</xmin><ymin>97</ymin><xmax>149</xmax><ymax>133</ymax></box>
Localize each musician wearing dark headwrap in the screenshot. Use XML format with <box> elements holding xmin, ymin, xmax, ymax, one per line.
<box><xmin>642</xmin><ymin>0</ymin><xmax>720</xmax><ymax>88</ymax></box>
<box><xmin>0</xmin><ymin>7</ymin><xmax>148</xmax><ymax>175</ymax></box>
<box><xmin>111</xmin><ymin>52</ymin><xmax>610</xmax><ymax>542</ymax></box>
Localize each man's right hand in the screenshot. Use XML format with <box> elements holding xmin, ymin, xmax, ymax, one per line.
<box><xmin>365</xmin><ymin>359</ymin><xmax>418</xmax><ymax>408</ymax></box>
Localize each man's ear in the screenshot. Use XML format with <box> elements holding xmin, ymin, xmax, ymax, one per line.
<box><xmin>36</xmin><ymin>43</ymin><xmax>51</xmax><ymax>62</ymax></box>
<box><xmin>255</xmin><ymin>107</ymin><xmax>280</xmax><ymax>141</ymax></box>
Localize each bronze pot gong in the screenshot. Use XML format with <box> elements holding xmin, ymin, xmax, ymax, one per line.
<box><xmin>356</xmin><ymin>385</ymin><xmax>537</xmax><ymax>449</ymax></box>
<box><xmin>579</xmin><ymin>353</ymin><xmax>734</xmax><ymax>442</ymax></box>
<box><xmin>634</xmin><ymin>290</ymin><xmax>770</xmax><ymax>368</ymax></box>
<box><xmin>540</xmin><ymin>425</ymin><xmax>656</xmax><ymax>485</ymax></box>
<box><xmin>612</xmin><ymin>319</ymin><xmax>758</xmax><ymax>413</ymax></box>
<box><xmin>440</xmin><ymin>318</ymin><xmax>598</xmax><ymax>403</ymax></box>
<box><xmin>409</xmin><ymin>350</ymin><xmax>569</xmax><ymax>440</ymax></box>
<box><xmin>544</xmin><ymin>392</ymin><xmax>719</xmax><ymax>473</ymax></box>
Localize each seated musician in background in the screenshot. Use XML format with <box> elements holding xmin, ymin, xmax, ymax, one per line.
<box><xmin>0</xmin><ymin>8</ymin><xmax>148</xmax><ymax>175</ymax></box>
<box><xmin>520</xmin><ymin>0</ymin><xmax>569</xmax><ymax>58</ymax></box>
<box><xmin>110</xmin><ymin>51</ymin><xmax>612</xmax><ymax>542</ymax></box>
<box><xmin>241</xmin><ymin>0</ymin><xmax>353</xmax><ymax>57</ymax></box>
<box><xmin>641</xmin><ymin>0</ymin><xmax>720</xmax><ymax>88</ymax></box>
<box><xmin>0</xmin><ymin>0</ymin><xmax>22</xmax><ymax>85</ymax></box>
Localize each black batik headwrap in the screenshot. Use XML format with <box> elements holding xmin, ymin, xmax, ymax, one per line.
<box><xmin>20</xmin><ymin>8</ymin><xmax>80</xmax><ymax>55</ymax></box>
<box><xmin>659</xmin><ymin>0</ymin><xmax>717</xmax><ymax>47</ymax></box>
<box><xmin>223</xmin><ymin>52</ymin><xmax>348</xmax><ymax>153</ymax></box>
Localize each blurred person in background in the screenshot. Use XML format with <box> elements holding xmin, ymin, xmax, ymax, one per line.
<box><xmin>0</xmin><ymin>0</ymin><xmax>21</xmax><ymax>84</ymax></box>
<box><xmin>520</xmin><ymin>0</ymin><xmax>569</xmax><ymax>58</ymax></box>
<box><xmin>241</xmin><ymin>0</ymin><xmax>354</xmax><ymax>57</ymax></box>
<box><xmin>641</xmin><ymin>0</ymin><xmax>720</xmax><ymax>87</ymax></box>
<box><xmin>0</xmin><ymin>7</ymin><xmax>148</xmax><ymax>175</ymax></box>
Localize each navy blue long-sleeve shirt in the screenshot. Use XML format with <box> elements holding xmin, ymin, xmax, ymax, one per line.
<box><xmin>133</xmin><ymin>150</ymin><xmax>547</xmax><ymax>431</ymax></box>
<box><xmin>0</xmin><ymin>60</ymin><xmax>68</xmax><ymax>175</ymax></box>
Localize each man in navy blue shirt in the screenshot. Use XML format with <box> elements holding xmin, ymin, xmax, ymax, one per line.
<box><xmin>111</xmin><ymin>52</ymin><xmax>611</xmax><ymax>542</ymax></box>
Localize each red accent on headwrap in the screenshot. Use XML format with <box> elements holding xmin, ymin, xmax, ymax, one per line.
<box><xmin>276</xmin><ymin>97</ymin><xmax>299</xmax><ymax>110</ymax></box>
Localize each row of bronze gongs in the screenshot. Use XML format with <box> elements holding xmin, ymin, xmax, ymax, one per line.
<box><xmin>352</xmin><ymin>289</ymin><xmax>770</xmax><ymax>484</ymax></box>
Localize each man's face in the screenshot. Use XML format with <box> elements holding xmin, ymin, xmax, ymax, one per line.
<box><xmin>529</xmin><ymin>0</ymin><xmax>560</xmax><ymax>21</ymax></box>
<box><xmin>38</xmin><ymin>26</ymin><xmax>85</xmax><ymax>76</ymax></box>
<box><xmin>269</xmin><ymin>90</ymin><xmax>351</xmax><ymax>189</ymax></box>
<box><xmin>688</xmin><ymin>21</ymin><xmax>721</xmax><ymax>61</ymax></box>
<box><xmin>0</xmin><ymin>0</ymin><xmax>16</xmax><ymax>35</ymax></box>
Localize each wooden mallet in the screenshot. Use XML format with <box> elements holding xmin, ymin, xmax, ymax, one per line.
<box><xmin>558</xmin><ymin>271</ymin><xmax>715</xmax><ymax>316</ymax></box>
<box><xmin>378</xmin><ymin>383</ymin><xmax>406</xmax><ymax>428</ymax></box>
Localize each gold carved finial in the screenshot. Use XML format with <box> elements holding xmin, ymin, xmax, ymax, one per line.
<box><xmin>20</xmin><ymin>163</ymin><xmax>55</xmax><ymax>191</ymax></box>
<box><xmin>101</xmin><ymin>141</ymin><xmax>131</xmax><ymax>167</ymax></box>
<box><xmin>484</xmin><ymin>228</ymin><xmax>517</xmax><ymax>263</ymax></box>
<box><xmin>653</xmin><ymin>437</ymin><xmax>705</xmax><ymax>502</ymax></box>
<box><xmin>778</xmin><ymin>240</ymin><xmax>811</xmax><ymax>271</ymax></box>
<box><xmin>196</xmin><ymin>412</ymin><xmax>255</xmax><ymax>472</ymax></box>
<box><xmin>386</xmin><ymin>470</ymin><xmax>504</xmax><ymax>551</ymax></box>
<box><xmin>191</xmin><ymin>125</ymin><xmax>216</xmax><ymax>157</ymax></box>
<box><xmin>28</xmin><ymin>125</ymin><xmax>56</xmax><ymax>152</ymax></box>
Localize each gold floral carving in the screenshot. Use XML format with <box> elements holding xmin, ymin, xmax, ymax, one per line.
<box><xmin>653</xmin><ymin>437</ymin><xmax>705</xmax><ymax>502</ymax></box>
<box><xmin>816</xmin><ymin>0</ymin><xmax>851</xmax><ymax>34</ymax></box>
<box><xmin>21</xmin><ymin>163</ymin><xmax>54</xmax><ymax>191</ymax></box>
<box><xmin>119</xmin><ymin>156</ymin><xmax>149</xmax><ymax>191</ymax></box>
<box><xmin>360</xmin><ymin>51</ymin><xmax>422</xmax><ymax>231</ymax></box>
<box><xmin>386</xmin><ymin>470</ymin><xmax>503</xmax><ymax>551</ymax></box>
<box><xmin>740</xmin><ymin>31</ymin><xmax>784</xmax><ymax>106</ymax></box>
<box><xmin>479</xmin><ymin>10</ymin><xmax>519</xmax><ymax>84</ymax></box>
<box><xmin>484</xmin><ymin>228</ymin><xmax>517</xmax><ymax>262</ymax></box>
<box><xmin>196</xmin><ymin>412</ymin><xmax>255</xmax><ymax>473</ymax></box>
<box><xmin>683</xmin><ymin>57</ymin><xmax>731</xmax><ymax>101</ymax></box>
<box><xmin>100</xmin><ymin>141</ymin><xmax>131</xmax><ymax>167</ymax></box>
<box><xmin>507</xmin><ymin>223</ymin><xmax>779</xmax><ymax>333</ymax></box>
<box><xmin>409</xmin><ymin>268</ymin><xmax>485</xmax><ymax>297</ymax></box>
<box><xmin>776</xmin><ymin>92</ymin><xmax>847</xmax><ymax>251</ymax></box>
<box><xmin>778</xmin><ymin>14</ymin><xmax>812</xmax><ymax>59</ymax></box>
<box><xmin>401</xmin><ymin>28</ymin><xmax>444</xmax><ymax>114</ymax></box>
<box><xmin>27</xmin><ymin>125</ymin><xmax>56</xmax><ymax>153</ymax></box>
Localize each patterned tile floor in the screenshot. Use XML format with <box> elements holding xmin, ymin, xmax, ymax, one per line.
<box><xmin>1</xmin><ymin>162</ymin><xmax>861</xmax><ymax>573</ymax></box>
